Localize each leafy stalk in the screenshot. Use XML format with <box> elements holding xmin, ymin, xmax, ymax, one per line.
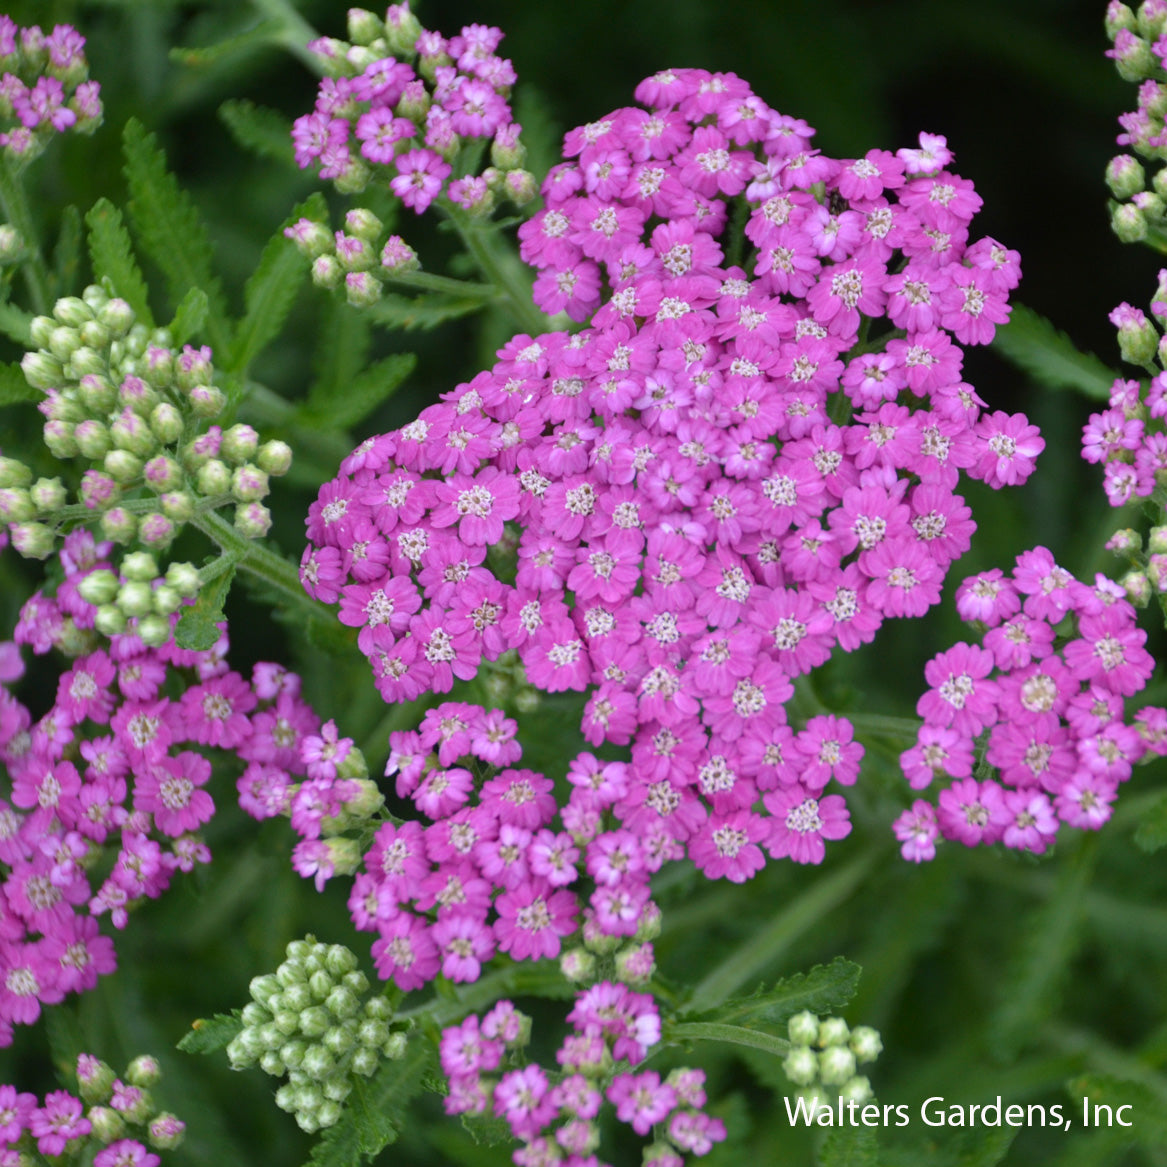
<box><xmin>0</xmin><ymin>157</ymin><xmax>50</xmax><ymax>314</ymax></box>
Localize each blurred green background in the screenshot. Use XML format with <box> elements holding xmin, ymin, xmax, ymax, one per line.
<box><xmin>2</xmin><ymin>1</ymin><xmax>1167</xmax><ymax>1165</ymax></box>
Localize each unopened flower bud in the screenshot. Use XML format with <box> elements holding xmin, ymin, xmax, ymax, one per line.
<box><xmin>86</xmin><ymin>1105</ymin><xmax>126</xmax><ymax>1143</ymax></box>
<box><xmin>228</xmin><ymin>464</ymin><xmax>267</xmax><ymax>501</ymax></box>
<box><xmin>138</xmin><ymin>614</ymin><xmax>171</xmax><ymax>647</ymax></box>
<box><xmin>196</xmin><ymin>459</ymin><xmax>231</xmax><ymax>496</ymax></box>
<box><xmin>165</xmin><ymin>561</ymin><xmax>201</xmax><ymax>597</ymax></box>
<box><xmin>150</xmin><ymin>403</ymin><xmax>183</xmax><ymax>444</ymax></box>
<box><xmin>79</xmin><ymin>470</ymin><xmax>119</xmax><ymax>509</ymax></box>
<box><xmin>160</xmin><ymin>491</ymin><xmax>196</xmax><ymax>522</ymax></box>
<box><xmin>850</xmin><ymin>1025</ymin><xmax>883</xmax><ymax>1065</ymax></box>
<box><xmin>79</xmin><ymin>319</ymin><xmax>111</xmax><ymax>351</ymax></box>
<box><xmin>150</xmin><ymin>585</ymin><xmax>182</xmax><ymax>615</ymax></box>
<box><xmin>42</xmin><ymin>419</ymin><xmax>80</xmax><ymax>459</ymax></box>
<box><xmin>147</xmin><ymin>1113</ymin><xmax>185</xmax><ymax>1151</ymax></box>
<box><xmin>614</xmin><ymin>942</ymin><xmax>655</xmax><ymax>984</ymax></box>
<box><xmin>788</xmin><ymin>1011</ymin><xmax>820</xmax><ymax>1047</ymax></box>
<box><xmin>77</xmin><ymin>1055</ymin><xmax>118</xmax><ymax>1104</ymax></box>
<box><xmin>117</xmin><ymin>581</ymin><xmax>154</xmax><ymax>618</ymax></box>
<box><xmin>251</xmin><ymin>443</ymin><xmax>290</xmax><ymax>482</ymax></box>
<box><xmin>384</xmin><ymin>4</ymin><xmax>422</xmax><ymax>52</ymax></box>
<box><xmin>311</xmin><ymin>254</ymin><xmax>343</xmax><ymax>289</ymax></box>
<box><xmin>1107</xmin><ymin>154</ymin><xmax>1146</xmax><ymax>199</ymax></box>
<box><xmin>78</xmin><ymin>569</ymin><xmax>120</xmax><ymax>605</ymax></box>
<box><xmin>138</xmin><ymin>513</ymin><xmax>176</xmax><ymax>548</ymax></box>
<box><xmin>380</xmin><ymin>236</ymin><xmax>419</xmax><ymax>272</ymax></box>
<box><xmin>332</xmin><ymin>157</ymin><xmax>371</xmax><ymax>195</ymax></box>
<box><xmin>29</xmin><ymin>477</ymin><xmax>67</xmax><ymax>512</ymax></box>
<box><xmin>1134</xmin><ymin>189</ymin><xmax>1166</xmax><ymax>220</ymax></box>
<box><xmin>1112</xmin><ymin>201</ymin><xmax>1148</xmax><ymax>242</ymax></box>
<box><xmin>818</xmin><ymin>1017</ymin><xmax>850</xmax><ymax>1048</ymax></box>
<box><xmin>344</xmin><ymin>208</ymin><xmax>383</xmax><ymax>242</ymax></box>
<box><xmin>67</xmin><ymin>345</ymin><xmax>106</xmax><ymax>380</ymax></box>
<box><xmin>54</xmin><ymin>296</ymin><xmax>94</xmax><ymax>328</ymax></box>
<box><xmin>782</xmin><ymin>1045</ymin><xmax>818</xmax><ymax>1087</ymax></box>
<box><xmin>323</xmin><ymin>836</ymin><xmax>361</xmax><ymax>876</ymax></box>
<box><xmin>383</xmin><ymin>1031</ymin><xmax>408</xmax><ymax>1060</ymax></box>
<box><xmin>111</xmin><ymin>409</ymin><xmax>157</xmax><ymax>458</ymax></box>
<box><xmin>125</xmin><ymin>1055</ymin><xmax>162</xmax><ymax>1089</ymax></box>
<box><xmin>99</xmin><ymin>298</ymin><xmax>135</xmax><ymax>337</ymax></box>
<box><xmin>188</xmin><ymin>384</ymin><xmax>226</xmax><ymax>418</ymax></box>
<box><xmin>74</xmin><ymin>419</ymin><xmax>112</xmax><ymax>458</ymax></box>
<box><xmin>1111</xmin><ymin>28</ymin><xmax>1158</xmax><ymax>80</ymax></box>
<box><xmin>78</xmin><ymin>373</ymin><xmax>116</xmax><ymax>413</ymax></box>
<box><xmin>346</xmin><ymin>7</ymin><xmax>383</xmax><ymax>44</ymax></box>
<box><xmin>235</xmin><ymin>502</ymin><xmax>272</xmax><ymax>537</ymax></box>
<box><xmin>143</xmin><ymin>455</ymin><xmax>182</xmax><ymax>493</ymax></box>
<box><xmin>100</xmin><ymin>507</ymin><xmax>138</xmax><ymax>543</ymax></box>
<box><xmin>0</xmin><ymin>457</ymin><xmax>31</xmax><ymax>488</ymax></box>
<box><xmin>0</xmin><ymin>224</ymin><xmax>24</xmax><ymax>262</ymax></box>
<box><xmin>345</xmin><ymin>271</ymin><xmax>382</xmax><ymax>308</ymax></box>
<box><xmin>0</xmin><ymin>488</ymin><xmax>35</xmax><ymax>522</ymax></box>
<box><xmin>220</xmin><ymin>424</ymin><xmax>258</xmax><ymax>464</ymax></box>
<box><xmin>30</xmin><ymin>314</ymin><xmax>57</xmax><ymax>349</ymax></box>
<box><xmin>503</xmin><ymin>169</ymin><xmax>538</xmax><ymax>205</ymax></box>
<box><xmin>94</xmin><ymin>604</ymin><xmax>128</xmax><ymax>636</ymax></box>
<box><xmin>1111</xmin><ymin>302</ymin><xmax>1160</xmax><ymax>364</ymax></box>
<box><xmin>285</xmin><ymin>217</ymin><xmax>333</xmax><ymax>258</ymax></box>
<box><xmin>21</xmin><ymin>350</ymin><xmax>64</xmax><ymax>390</ymax></box>
<box><xmin>48</xmin><ymin>324</ymin><xmax>82</xmax><ymax>361</ymax></box>
<box><xmin>559</xmin><ymin>947</ymin><xmax>596</xmax><ymax>983</ymax></box>
<box><xmin>9</xmin><ymin>522</ymin><xmax>54</xmax><ymax>559</ymax></box>
<box><xmin>104</xmin><ymin>449</ymin><xmax>143</xmax><ymax>483</ymax></box>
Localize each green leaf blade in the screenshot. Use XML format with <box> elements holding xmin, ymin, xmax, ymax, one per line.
<box><xmin>174</xmin><ymin>564</ymin><xmax>234</xmax><ymax>651</ymax></box>
<box><xmin>226</xmin><ymin>194</ymin><xmax>323</xmax><ymax>376</ymax></box>
<box><xmin>0</xmin><ymin>360</ymin><xmax>38</xmax><ymax>406</ymax></box>
<box><xmin>219</xmin><ymin>99</ymin><xmax>297</xmax><ymax>168</ymax></box>
<box><xmin>302</xmin><ymin>352</ymin><xmax>416</xmax><ymax>431</ymax></box>
<box><xmin>85</xmin><ymin>198</ymin><xmax>154</xmax><ymax>326</ymax></box>
<box><xmin>122</xmin><ymin>118</ymin><xmax>231</xmax><ymax>354</ymax></box>
<box><xmin>992</xmin><ymin>303</ymin><xmax>1116</xmax><ymax>401</ymax></box>
<box><xmin>177</xmin><ymin>1010</ymin><xmax>243</xmax><ymax>1054</ymax></box>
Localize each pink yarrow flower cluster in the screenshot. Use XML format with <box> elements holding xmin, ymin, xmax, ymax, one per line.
<box><xmin>292</xmin><ymin>4</ymin><xmax>521</xmax><ymax>212</ymax></box>
<box><xmin>440</xmin><ymin>996</ymin><xmax>725</xmax><ymax>1165</ymax></box>
<box><xmin>0</xmin><ymin>17</ymin><xmax>101</xmax><ymax>160</ymax></box>
<box><xmin>1083</xmin><ymin>367</ymin><xmax>1167</xmax><ymax>508</ymax></box>
<box><xmin>895</xmin><ymin>547</ymin><xmax>1166</xmax><ymax>861</ymax></box>
<box><xmin>0</xmin><ymin>531</ymin><xmax>329</xmax><ymax>1044</ymax></box>
<box><xmin>303</xmin><ymin>68</ymin><xmax>1034</xmax><ymax>887</ymax></box>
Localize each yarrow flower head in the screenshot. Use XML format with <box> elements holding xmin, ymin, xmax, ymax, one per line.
<box><xmin>901</xmin><ymin>546</ymin><xmax>1164</xmax><ymax>858</ymax></box>
<box><xmin>290</xmin><ymin>5</ymin><xmax>532</xmax><ymax>215</ymax></box>
<box><xmin>302</xmin><ymin>66</ymin><xmax>1032</xmax><ymax>903</ymax></box>
<box><xmin>0</xmin><ymin>17</ymin><xmax>102</xmax><ymax>164</ymax></box>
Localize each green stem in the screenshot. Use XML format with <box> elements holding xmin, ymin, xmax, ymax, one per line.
<box><xmin>0</xmin><ymin>157</ymin><xmax>50</xmax><ymax>315</ymax></box>
<box><xmin>191</xmin><ymin>507</ymin><xmax>337</xmax><ymax>624</ymax></box>
<box><xmin>442</xmin><ymin>202</ymin><xmax>550</xmax><ymax>336</ymax></box>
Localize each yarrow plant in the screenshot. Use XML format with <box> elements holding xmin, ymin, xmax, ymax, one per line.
<box><xmin>0</xmin><ymin>4</ymin><xmax>1164</xmax><ymax>1167</ymax></box>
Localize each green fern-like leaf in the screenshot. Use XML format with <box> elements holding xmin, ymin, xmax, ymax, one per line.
<box><xmin>219</xmin><ymin>98</ymin><xmax>296</xmax><ymax>168</ymax></box>
<box><xmin>0</xmin><ymin>300</ymin><xmax>32</xmax><ymax>346</ymax></box>
<box><xmin>0</xmin><ymin>360</ymin><xmax>37</xmax><ymax>406</ymax></box>
<box><xmin>226</xmin><ymin>194</ymin><xmax>323</xmax><ymax>376</ymax></box>
<box><xmin>170</xmin><ymin>18</ymin><xmax>283</xmax><ymax>68</ymax></box>
<box><xmin>51</xmin><ymin>205</ymin><xmax>82</xmax><ymax>299</ymax></box>
<box><xmin>817</xmin><ymin>1127</ymin><xmax>880</xmax><ymax>1167</ymax></box>
<box><xmin>122</xmin><ymin>118</ymin><xmax>231</xmax><ymax>353</ymax></box>
<box><xmin>991</xmin><ymin>303</ymin><xmax>1116</xmax><ymax>401</ymax></box>
<box><xmin>169</xmin><ymin>286</ymin><xmax>209</xmax><ymax>348</ymax></box>
<box><xmin>685</xmin><ymin>957</ymin><xmax>862</xmax><ymax>1028</ymax></box>
<box><xmin>309</xmin><ymin>300</ymin><xmax>373</xmax><ymax>407</ymax></box>
<box><xmin>365</xmin><ymin>291</ymin><xmax>486</xmax><ymax>332</ymax></box>
<box><xmin>174</xmin><ymin>564</ymin><xmax>234</xmax><ymax>652</ymax></box>
<box><xmin>85</xmin><ymin>198</ymin><xmax>154</xmax><ymax>326</ymax></box>
<box><xmin>305</xmin><ymin>1042</ymin><xmax>435</xmax><ymax>1167</ymax></box>
<box><xmin>176</xmin><ymin>1010</ymin><xmax>244</xmax><ymax>1054</ymax></box>
<box><xmin>302</xmin><ymin>352</ymin><xmax>416</xmax><ymax>431</ymax></box>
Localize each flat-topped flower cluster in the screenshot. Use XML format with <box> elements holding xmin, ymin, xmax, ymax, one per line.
<box><xmin>292</xmin><ymin>3</ymin><xmax>531</xmax><ymax>211</ymax></box>
<box><xmin>302</xmin><ymin>66</ymin><xmax>1036</xmax><ymax>880</ymax></box>
<box><xmin>895</xmin><ymin>548</ymin><xmax>1167</xmax><ymax>861</ymax></box>
<box><xmin>0</xmin><ymin>531</ymin><xmax>329</xmax><ymax>1045</ymax></box>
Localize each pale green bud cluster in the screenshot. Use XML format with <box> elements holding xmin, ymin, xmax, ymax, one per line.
<box><xmin>3</xmin><ymin>282</ymin><xmax>294</xmax><ymax>643</ymax></box>
<box><xmin>74</xmin><ymin>1052</ymin><xmax>185</xmax><ymax>1153</ymax></box>
<box><xmin>782</xmin><ymin>1011</ymin><xmax>882</xmax><ymax>1106</ymax></box>
<box><xmin>226</xmin><ymin>937</ymin><xmax>407</xmax><ymax>1133</ymax></box>
<box><xmin>1107</xmin><ymin>5</ymin><xmax>1167</xmax><ymax>236</ymax></box>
